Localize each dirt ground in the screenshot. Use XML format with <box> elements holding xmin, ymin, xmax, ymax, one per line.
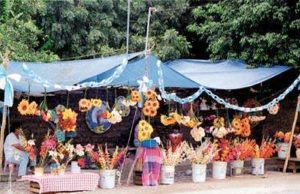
<box><xmin>1</xmin><ymin>171</ymin><xmax>300</xmax><ymax>194</ymax></box>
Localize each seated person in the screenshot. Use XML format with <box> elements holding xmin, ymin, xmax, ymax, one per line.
<box><xmin>4</xmin><ymin>122</ymin><xmax>29</xmax><ymax>178</ymax></box>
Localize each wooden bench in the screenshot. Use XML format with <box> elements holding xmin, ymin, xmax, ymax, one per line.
<box><xmin>275</xmin><ymin>157</ymin><xmax>300</xmax><ymax>173</ymax></box>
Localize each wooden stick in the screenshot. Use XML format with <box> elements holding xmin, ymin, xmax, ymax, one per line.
<box><xmin>283</xmin><ymin>96</ymin><xmax>300</xmax><ymax>172</ymax></box>
<box><xmin>126</xmin><ymin>147</ymin><xmax>141</xmax><ymax>186</ymax></box>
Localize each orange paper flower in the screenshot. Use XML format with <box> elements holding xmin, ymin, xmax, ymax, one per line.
<box><xmin>130</xmin><ymin>90</ymin><xmax>141</xmax><ymax>102</ymax></box>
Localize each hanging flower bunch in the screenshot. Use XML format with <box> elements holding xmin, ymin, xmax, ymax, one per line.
<box><xmin>213</xmin><ymin>139</ymin><xmax>232</xmax><ymax>162</ymax></box>
<box><xmin>252</xmin><ymin>138</ymin><xmax>276</xmax><ymax>159</ymax></box>
<box><xmin>138</xmin><ymin>120</ymin><xmax>154</xmax><ymax>142</ymax></box>
<box><xmin>161</xmin><ymin>142</ymin><xmax>186</xmax><ymax>166</ymax></box>
<box><xmin>130</xmin><ymin>90</ymin><xmax>142</xmax><ymax>103</ymax></box>
<box><xmin>78</xmin><ymin>98</ymin><xmax>102</xmax><ymax>112</ymax></box>
<box><xmin>274</xmin><ymin>131</ymin><xmax>291</xmax><ymax>143</ymax></box>
<box><xmin>190</xmin><ymin>123</ymin><xmax>205</xmax><ymax>142</ymax></box>
<box><xmin>184</xmin><ymin>139</ymin><xmax>218</xmax><ymax>164</ymax></box>
<box><xmin>97</xmin><ymin>145</ymin><xmax>125</xmax><ymax>170</ymax></box>
<box><xmin>107</xmin><ymin>109</ymin><xmax>122</xmax><ymax>124</ymax></box>
<box><xmin>160</xmin><ymin>112</ymin><xmax>182</xmax><ymax>126</ymax></box>
<box><xmin>210</xmin><ymin>117</ymin><xmax>229</xmax><ymax>139</ymax></box>
<box><xmin>143</xmin><ymin>89</ymin><xmax>160</xmax><ymax>117</ymax></box>
<box><xmin>232</xmin><ymin>116</ymin><xmax>251</xmax><ymax>137</ymax></box>
<box><xmin>229</xmin><ymin>138</ymin><xmax>256</xmax><ymax>161</ymax></box>
<box><xmin>17</xmin><ymin>99</ymin><xmax>39</xmax><ymax>116</ymax></box>
<box><xmin>56</xmin><ymin>105</ymin><xmax>77</xmax><ymax>132</ymax></box>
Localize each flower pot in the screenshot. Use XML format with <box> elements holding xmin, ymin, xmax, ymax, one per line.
<box><xmin>192</xmin><ymin>164</ymin><xmax>206</xmax><ymax>183</ymax></box>
<box><xmin>99</xmin><ymin>169</ymin><xmax>116</xmax><ymax>189</ymax></box>
<box><xmin>296</xmin><ymin>149</ymin><xmax>300</xmax><ymax>159</ymax></box>
<box><xmin>212</xmin><ymin>161</ymin><xmax>227</xmax><ymax>179</ymax></box>
<box><xmin>160</xmin><ymin>165</ymin><xmax>175</xmax><ymax>185</ymax></box>
<box><xmin>251</xmin><ymin>158</ymin><xmax>265</xmax><ymax>175</ymax></box>
<box><xmin>71</xmin><ymin>161</ymin><xmax>81</xmax><ymax>173</ymax></box>
<box><xmin>34</xmin><ymin>167</ymin><xmax>44</xmax><ymax>176</ymax></box>
<box><xmin>230</xmin><ymin>160</ymin><xmax>244</xmax><ymax>176</ymax></box>
<box><xmin>277</xmin><ymin>143</ymin><xmax>289</xmax><ymax>159</ymax></box>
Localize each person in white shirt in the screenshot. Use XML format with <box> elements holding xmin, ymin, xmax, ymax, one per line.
<box><xmin>4</xmin><ymin>123</ymin><xmax>29</xmax><ymax>177</ymax></box>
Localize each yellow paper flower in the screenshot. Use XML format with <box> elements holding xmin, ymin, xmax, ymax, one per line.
<box><xmin>28</xmin><ymin>101</ymin><xmax>38</xmax><ymax>115</ymax></box>
<box><xmin>62</xmin><ymin>108</ymin><xmax>77</xmax><ymax>120</ymax></box>
<box><xmin>91</xmin><ymin>98</ymin><xmax>102</xmax><ymax>107</ymax></box>
<box><xmin>18</xmin><ymin>99</ymin><xmax>29</xmax><ymax>115</ymax></box>
<box><xmin>79</xmin><ymin>98</ymin><xmax>92</xmax><ymax>112</ymax></box>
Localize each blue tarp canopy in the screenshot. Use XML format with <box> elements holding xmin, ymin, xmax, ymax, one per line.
<box><xmin>81</xmin><ymin>55</ymin><xmax>199</xmax><ymax>88</ymax></box>
<box><xmin>7</xmin><ymin>52</ymin><xmax>141</xmax><ymax>94</ymax></box>
<box><xmin>167</xmin><ymin>59</ymin><xmax>291</xmax><ymax>90</ymax></box>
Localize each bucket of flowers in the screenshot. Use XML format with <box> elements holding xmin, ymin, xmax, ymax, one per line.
<box><xmin>86</xmin><ymin>144</ymin><xmax>125</xmax><ymax>189</ymax></box>
<box><xmin>229</xmin><ymin>138</ymin><xmax>255</xmax><ymax>176</ymax></box>
<box><xmin>184</xmin><ymin>139</ymin><xmax>218</xmax><ymax>182</ymax></box>
<box><xmin>251</xmin><ymin>138</ymin><xmax>276</xmax><ymax>175</ymax></box>
<box><xmin>212</xmin><ymin>139</ymin><xmax>231</xmax><ymax>180</ymax></box>
<box><xmin>160</xmin><ymin>142</ymin><xmax>186</xmax><ymax>185</ymax></box>
<box><xmin>274</xmin><ymin>131</ymin><xmax>291</xmax><ymax>159</ymax></box>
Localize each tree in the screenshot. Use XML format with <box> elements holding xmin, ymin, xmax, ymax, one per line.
<box><xmin>188</xmin><ymin>0</ymin><xmax>300</xmax><ymax>68</ymax></box>
<box><xmin>0</xmin><ymin>0</ymin><xmax>58</xmax><ymax>63</ymax></box>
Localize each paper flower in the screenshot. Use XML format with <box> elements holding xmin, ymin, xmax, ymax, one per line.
<box><xmin>138</xmin><ymin>120</ymin><xmax>153</xmax><ymax>142</ymax></box>
<box><xmin>28</xmin><ymin>101</ymin><xmax>38</xmax><ymax>115</ymax></box>
<box><xmin>190</xmin><ymin>124</ymin><xmax>205</xmax><ymax>142</ymax></box>
<box><xmin>84</xmin><ymin>144</ymin><xmax>95</xmax><ymax>153</ymax></box>
<box><xmin>130</xmin><ymin>90</ymin><xmax>141</xmax><ymax>102</ymax></box>
<box><xmin>79</xmin><ymin>98</ymin><xmax>92</xmax><ymax>112</ymax></box>
<box><xmin>144</xmin><ymin>89</ymin><xmax>157</xmax><ymax>100</ymax></box>
<box><xmin>122</xmin><ymin>99</ymin><xmax>137</xmax><ymax>107</ymax></box>
<box><xmin>18</xmin><ymin>99</ymin><xmax>29</xmax><ymax>115</ymax></box>
<box><xmin>75</xmin><ymin>144</ymin><xmax>85</xmax><ymax>157</ymax></box>
<box><xmin>212</xmin><ymin>126</ymin><xmax>228</xmax><ymax>139</ymax></box>
<box><xmin>107</xmin><ymin>109</ymin><xmax>122</xmax><ymax>124</ymax></box>
<box><xmin>91</xmin><ymin>98</ymin><xmax>102</xmax><ymax>108</ymax></box>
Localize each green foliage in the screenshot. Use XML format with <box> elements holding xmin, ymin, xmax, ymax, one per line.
<box><xmin>188</xmin><ymin>0</ymin><xmax>300</xmax><ymax>68</ymax></box>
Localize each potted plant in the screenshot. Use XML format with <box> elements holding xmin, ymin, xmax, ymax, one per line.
<box><xmin>251</xmin><ymin>138</ymin><xmax>276</xmax><ymax>175</ymax></box>
<box><xmin>160</xmin><ymin>142</ymin><xmax>186</xmax><ymax>185</ymax></box>
<box><xmin>229</xmin><ymin>139</ymin><xmax>255</xmax><ymax>176</ymax></box>
<box><xmin>212</xmin><ymin>139</ymin><xmax>231</xmax><ymax>179</ymax></box>
<box><xmin>293</xmin><ymin>135</ymin><xmax>300</xmax><ymax>159</ymax></box>
<box><xmin>86</xmin><ymin>144</ymin><xmax>125</xmax><ymax>189</ymax></box>
<box><xmin>274</xmin><ymin>131</ymin><xmax>291</xmax><ymax>159</ymax></box>
<box><xmin>185</xmin><ymin>139</ymin><xmax>217</xmax><ymax>182</ymax></box>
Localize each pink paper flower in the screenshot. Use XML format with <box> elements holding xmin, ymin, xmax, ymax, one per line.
<box><xmin>84</xmin><ymin>144</ymin><xmax>94</xmax><ymax>153</ymax></box>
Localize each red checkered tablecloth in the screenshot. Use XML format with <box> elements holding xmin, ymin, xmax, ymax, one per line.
<box><xmin>22</xmin><ymin>172</ymin><xmax>99</xmax><ymax>193</ymax></box>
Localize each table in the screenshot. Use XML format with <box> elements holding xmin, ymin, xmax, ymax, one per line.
<box><xmin>21</xmin><ymin>172</ymin><xmax>99</xmax><ymax>193</ymax></box>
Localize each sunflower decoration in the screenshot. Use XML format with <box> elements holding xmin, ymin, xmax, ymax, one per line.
<box><xmin>27</xmin><ymin>101</ymin><xmax>38</xmax><ymax>115</ymax></box>
<box><xmin>91</xmin><ymin>98</ymin><xmax>102</xmax><ymax>108</ymax></box>
<box><xmin>144</xmin><ymin>89</ymin><xmax>157</xmax><ymax>100</ymax></box>
<box><xmin>130</xmin><ymin>90</ymin><xmax>142</xmax><ymax>103</ymax></box>
<box><xmin>143</xmin><ymin>99</ymin><xmax>160</xmax><ymax>117</ymax></box>
<box><xmin>240</xmin><ymin>117</ymin><xmax>251</xmax><ymax>137</ymax></box>
<box><xmin>18</xmin><ymin>99</ymin><xmax>30</xmax><ymax>115</ymax></box>
<box><xmin>232</xmin><ymin>117</ymin><xmax>243</xmax><ymax>136</ymax></box>
<box><xmin>78</xmin><ymin>98</ymin><xmax>92</xmax><ymax>112</ymax></box>
<box><xmin>137</xmin><ymin>120</ymin><xmax>154</xmax><ymax>142</ymax></box>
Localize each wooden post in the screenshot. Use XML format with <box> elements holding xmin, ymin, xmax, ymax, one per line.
<box><xmin>0</xmin><ymin>105</ymin><xmax>7</xmax><ymax>171</ymax></box>
<box><xmin>283</xmin><ymin>95</ymin><xmax>300</xmax><ymax>172</ymax></box>
<box><xmin>0</xmin><ymin>51</ymin><xmax>10</xmax><ymax>171</ymax></box>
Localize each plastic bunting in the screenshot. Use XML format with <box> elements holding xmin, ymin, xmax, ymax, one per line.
<box><xmin>156</xmin><ymin>60</ymin><xmax>300</xmax><ymax>113</ymax></box>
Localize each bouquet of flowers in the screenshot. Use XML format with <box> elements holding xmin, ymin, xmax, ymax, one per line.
<box><xmin>213</xmin><ymin>139</ymin><xmax>232</xmax><ymax>162</ymax></box>
<box><xmin>184</xmin><ymin>139</ymin><xmax>218</xmax><ymax>164</ymax></box>
<box><xmin>56</xmin><ymin>105</ymin><xmax>77</xmax><ymax>132</ymax></box>
<box><xmin>49</xmin><ymin>141</ymin><xmax>75</xmax><ymax>169</ymax></box>
<box><xmin>229</xmin><ymin>138</ymin><xmax>256</xmax><ymax>161</ymax></box>
<box><xmin>38</xmin><ymin>132</ymin><xmax>57</xmax><ymax>167</ymax></box>
<box><xmin>161</xmin><ymin>142</ymin><xmax>186</xmax><ymax>166</ymax></box>
<box><xmin>274</xmin><ymin>131</ymin><xmax>291</xmax><ymax>143</ymax></box>
<box><xmin>252</xmin><ymin>138</ymin><xmax>276</xmax><ymax>159</ymax></box>
<box><xmin>97</xmin><ymin>145</ymin><xmax>125</xmax><ymax>170</ymax></box>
